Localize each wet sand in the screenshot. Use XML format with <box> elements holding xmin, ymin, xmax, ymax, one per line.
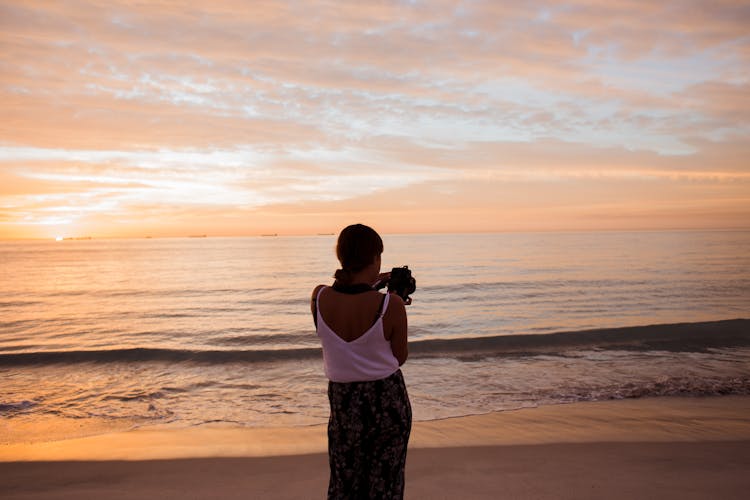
<box><xmin>2</xmin><ymin>396</ymin><xmax>749</xmax><ymax>499</ymax></box>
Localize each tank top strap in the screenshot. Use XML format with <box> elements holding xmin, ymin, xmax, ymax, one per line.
<box><xmin>379</xmin><ymin>293</ymin><xmax>390</xmax><ymax>318</ymax></box>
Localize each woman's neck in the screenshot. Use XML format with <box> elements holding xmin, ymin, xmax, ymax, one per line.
<box><xmin>340</xmin><ymin>265</ymin><xmax>378</xmax><ymax>287</ymax></box>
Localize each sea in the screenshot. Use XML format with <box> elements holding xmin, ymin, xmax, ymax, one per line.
<box><xmin>1</xmin><ymin>230</ymin><xmax>749</xmax><ymax>442</ymax></box>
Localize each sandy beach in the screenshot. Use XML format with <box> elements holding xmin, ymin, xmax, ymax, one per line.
<box><xmin>2</xmin><ymin>395</ymin><xmax>749</xmax><ymax>499</ymax></box>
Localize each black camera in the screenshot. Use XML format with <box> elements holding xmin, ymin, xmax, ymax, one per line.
<box><xmin>387</xmin><ymin>266</ymin><xmax>416</xmax><ymax>305</ymax></box>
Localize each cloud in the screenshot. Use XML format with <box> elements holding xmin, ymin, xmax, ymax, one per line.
<box><xmin>0</xmin><ymin>0</ymin><xmax>748</xmax><ymax>237</ymax></box>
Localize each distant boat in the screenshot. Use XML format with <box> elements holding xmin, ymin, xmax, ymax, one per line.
<box><xmin>317</xmin><ymin>233</ymin><xmax>335</xmax><ymax>236</ymax></box>
<box><xmin>261</xmin><ymin>233</ymin><xmax>278</xmax><ymax>237</ymax></box>
<box><xmin>188</xmin><ymin>234</ymin><xmax>207</xmax><ymax>238</ymax></box>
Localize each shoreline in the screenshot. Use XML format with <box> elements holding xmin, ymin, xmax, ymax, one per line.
<box><xmin>1</xmin><ymin>396</ymin><xmax>749</xmax><ymax>499</ymax></box>
<box><xmin>2</xmin><ymin>395</ymin><xmax>749</xmax><ymax>461</ymax></box>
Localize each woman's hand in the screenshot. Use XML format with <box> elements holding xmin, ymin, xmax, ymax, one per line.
<box><xmin>372</xmin><ymin>272</ymin><xmax>390</xmax><ymax>290</ymax></box>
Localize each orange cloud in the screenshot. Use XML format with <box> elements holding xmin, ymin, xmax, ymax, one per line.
<box><xmin>1</xmin><ymin>0</ymin><xmax>748</xmax><ymax>239</ymax></box>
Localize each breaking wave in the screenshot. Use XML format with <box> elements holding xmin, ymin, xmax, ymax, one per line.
<box><xmin>1</xmin><ymin>319</ymin><xmax>747</xmax><ymax>366</ymax></box>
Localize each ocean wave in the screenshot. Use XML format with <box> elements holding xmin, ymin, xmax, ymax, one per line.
<box><xmin>0</xmin><ymin>300</ymin><xmax>44</xmax><ymax>308</ymax></box>
<box><xmin>102</xmin><ymin>390</ymin><xmax>167</xmax><ymax>402</ymax></box>
<box><xmin>0</xmin><ymin>319</ymin><xmax>747</xmax><ymax>366</ymax></box>
<box><xmin>547</xmin><ymin>375</ymin><xmax>750</xmax><ymax>402</ymax></box>
<box><xmin>411</xmin><ymin>318</ymin><xmax>750</xmax><ymax>357</ymax></box>
<box><xmin>420</xmin><ymin>278</ymin><xmax>688</xmax><ymax>294</ymax></box>
<box><xmin>0</xmin><ymin>347</ymin><xmax>322</xmax><ymax>365</ymax></box>
<box><xmin>0</xmin><ymin>319</ymin><xmax>35</xmax><ymax>329</ymax></box>
<box><xmin>0</xmin><ymin>400</ymin><xmax>37</xmax><ymax>414</ymax></box>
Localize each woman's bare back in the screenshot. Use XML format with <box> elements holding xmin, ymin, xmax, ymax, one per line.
<box><xmin>315</xmin><ymin>287</ymin><xmax>388</xmax><ymax>342</ymax></box>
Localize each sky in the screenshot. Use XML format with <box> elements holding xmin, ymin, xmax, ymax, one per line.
<box><xmin>1</xmin><ymin>0</ymin><xmax>749</xmax><ymax>239</ymax></box>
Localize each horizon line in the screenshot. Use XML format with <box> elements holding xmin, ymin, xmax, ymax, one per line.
<box><xmin>2</xmin><ymin>226</ymin><xmax>750</xmax><ymax>242</ymax></box>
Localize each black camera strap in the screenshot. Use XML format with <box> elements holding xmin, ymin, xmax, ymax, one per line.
<box><xmin>331</xmin><ymin>281</ymin><xmax>374</xmax><ymax>294</ymax></box>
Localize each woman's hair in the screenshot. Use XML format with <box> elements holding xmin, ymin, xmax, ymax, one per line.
<box><xmin>334</xmin><ymin>224</ymin><xmax>383</xmax><ymax>282</ymax></box>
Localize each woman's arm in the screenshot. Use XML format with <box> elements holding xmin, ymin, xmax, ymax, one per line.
<box><xmin>386</xmin><ymin>293</ymin><xmax>408</xmax><ymax>365</ymax></box>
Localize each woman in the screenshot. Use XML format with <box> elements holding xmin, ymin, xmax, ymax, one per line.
<box><xmin>311</xmin><ymin>223</ymin><xmax>411</xmax><ymax>500</ymax></box>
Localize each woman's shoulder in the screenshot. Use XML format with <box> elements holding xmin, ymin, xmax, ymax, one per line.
<box><xmin>383</xmin><ymin>292</ymin><xmax>406</xmax><ymax>316</ymax></box>
<box><xmin>311</xmin><ymin>284</ymin><xmax>326</xmax><ymax>301</ymax></box>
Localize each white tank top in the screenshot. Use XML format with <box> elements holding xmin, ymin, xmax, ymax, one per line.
<box><xmin>316</xmin><ymin>286</ymin><xmax>399</xmax><ymax>383</ymax></box>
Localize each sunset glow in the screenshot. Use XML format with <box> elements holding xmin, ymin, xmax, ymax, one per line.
<box><xmin>1</xmin><ymin>0</ymin><xmax>749</xmax><ymax>239</ymax></box>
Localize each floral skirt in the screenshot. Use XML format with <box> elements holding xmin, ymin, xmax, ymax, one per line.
<box><xmin>327</xmin><ymin>369</ymin><xmax>412</xmax><ymax>500</ymax></box>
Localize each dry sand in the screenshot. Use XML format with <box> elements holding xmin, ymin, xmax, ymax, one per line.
<box><xmin>2</xmin><ymin>396</ymin><xmax>749</xmax><ymax>499</ymax></box>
